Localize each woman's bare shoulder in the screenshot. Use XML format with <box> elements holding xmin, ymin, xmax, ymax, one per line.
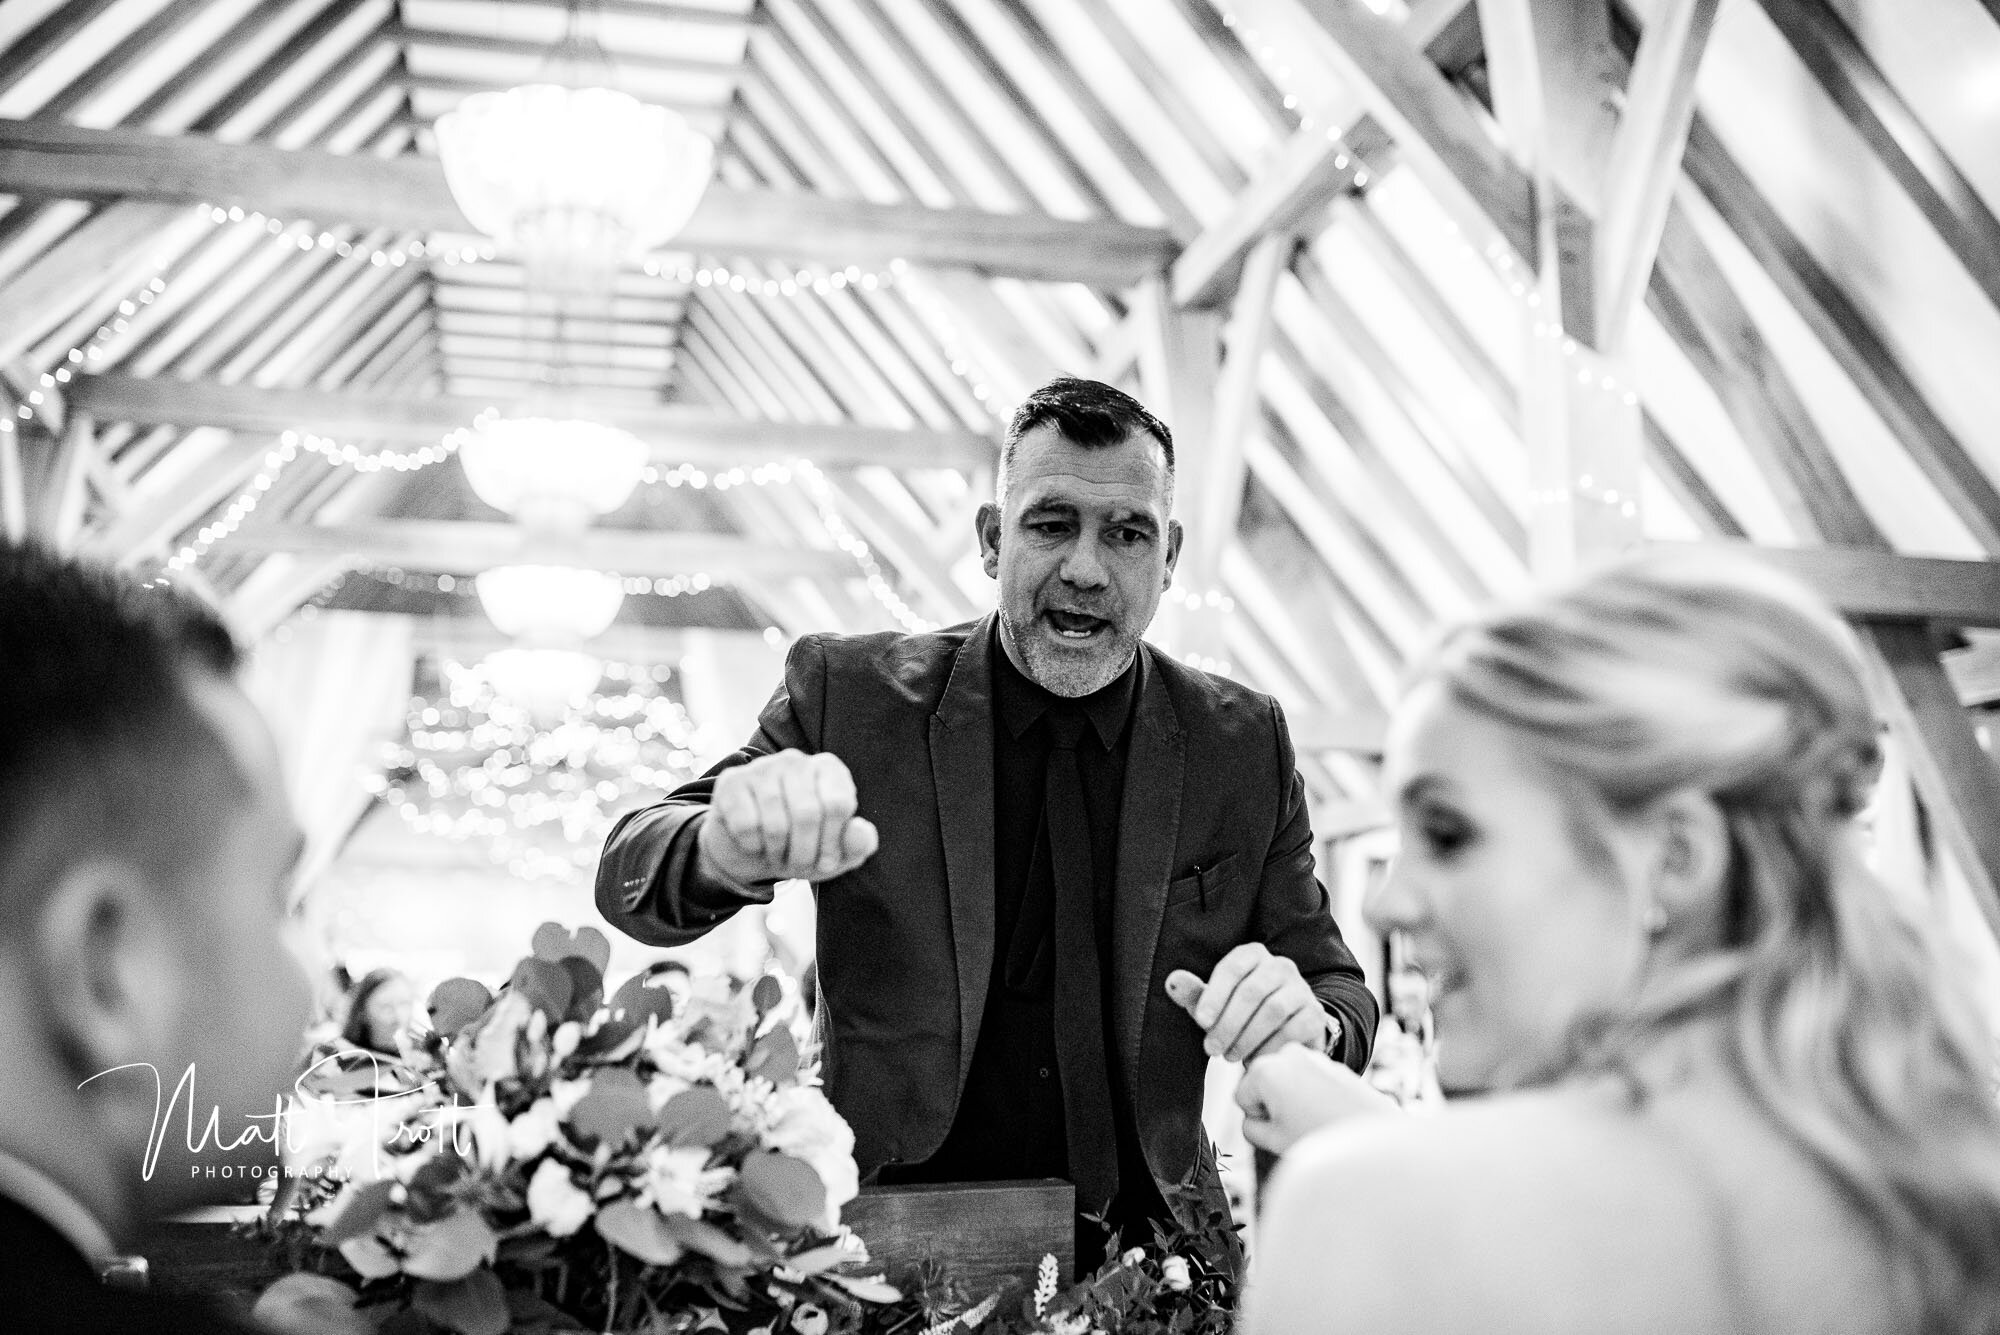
<box><xmin>1242</xmin><ymin>1093</ymin><xmax>1725</xmax><ymax>1335</ymax></box>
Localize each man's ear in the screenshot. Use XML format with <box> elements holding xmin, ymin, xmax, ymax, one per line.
<box><xmin>34</xmin><ymin>860</ymin><xmax>175</xmax><ymax>1077</ymax></box>
<box><xmin>1162</xmin><ymin>518</ymin><xmax>1184</xmax><ymax>587</ymax></box>
<box><xmin>976</xmin><ymin>502</ymin><xmax>1002</xmax><ymax>580</ymax></box>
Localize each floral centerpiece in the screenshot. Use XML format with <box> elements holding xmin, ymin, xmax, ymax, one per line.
<box><xmin>262</xmin><ymin>924</ymin><xmax>1247</xmax><ymax>1335</ymax></box>
<box><xmin>262</xmin><ymin>924</ymin><xmax>896</xmax><ymax>1335</ymax></box>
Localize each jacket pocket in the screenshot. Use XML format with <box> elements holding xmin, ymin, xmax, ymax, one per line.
<box><xmin>1165</xmin><ymin>851</ymin><xmax>1242</xmax><ymax>909</ymax></box>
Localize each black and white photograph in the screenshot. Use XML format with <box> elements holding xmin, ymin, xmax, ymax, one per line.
<box><xmin>1</xmin><ymin>0</ymin><xmax>1998</xmax><ymax>1331</ymax></box>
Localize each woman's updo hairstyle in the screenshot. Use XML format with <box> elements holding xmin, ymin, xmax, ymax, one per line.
<box><xmin>1414</xmin><ymin>550</ymin><xmax>2000</xmax><ymax>1334</ymax></box>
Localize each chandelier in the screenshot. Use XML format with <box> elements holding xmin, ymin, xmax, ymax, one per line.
<box><xmin>474</xmin><ymin>565</ymin><xmax>625</xmax><ymax>642</ymax></box>
<box><xmin>459</xmin><ymin>416</ymin><xmax>648</xmax><ymax>531</ymax></box>
<box><xmin>435</xmin><ymin>83</ymin><xmax>714</xmax><ymax>292</ymax></box>
<box><xmin>477</xmin><ymin>647</ymin><xmax>608</xmax><ymax>722</ymax></box>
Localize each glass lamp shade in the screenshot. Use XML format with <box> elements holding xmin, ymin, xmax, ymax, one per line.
<box><xmin>480</xmin><ymin>647</ymin><xmax>604</xmax><ymax>720</ymax></box>
<box><xmin>435</xmin><ymin>84</ymin><xmax>715</xmax><ymax>289</ymax></box>
<box><xmin>475</xmin><ymin>565</ymin><xmax>626</xmax><ymax>643</ymax></box>
<box><xmin>458</xmin><ymin>417</ymin><xmax>648</xmax><ymax>531</ymax></box>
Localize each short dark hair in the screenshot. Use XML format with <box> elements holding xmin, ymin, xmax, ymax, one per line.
<box><xmin>1001</xmin><ymin>377</ymin><xmax>1175</xmax><ymax>499</ymax></box>
<box><xmin>0</xmin><ymin>542</ymin><xmax>246</xmax><ymax>908</ymax></box>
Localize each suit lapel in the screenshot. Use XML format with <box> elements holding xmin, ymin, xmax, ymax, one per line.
<box><xmin>1111</xmin><ymin>647</ymin><xmax>1183</xmax><ymax>1094</ymax></box>
<box><xmin>929</xmin><ymin>615</ymin><xmax>999</xmax><ymax>1095</ymax></box>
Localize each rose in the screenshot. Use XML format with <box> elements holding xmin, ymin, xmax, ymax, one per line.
<box><xmin>763</xmin><ymin>1086</ymin><xmax>858</xmax><ymax>1227</ymax></box>
<box><xmin>527</xmin><ymin>1159</ymin><xmax>595</xmax><ymax>1238</ymax></box>
<box><xmin>1159</xmin><ymin>1255</ymin><xmax>1192</xmax><ymax>1292</ymax></box>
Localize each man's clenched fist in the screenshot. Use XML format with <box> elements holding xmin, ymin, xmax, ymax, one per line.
<box><xmin>698</xmin><ymin>749</ymin><xmax>879</xmax><ymax>886</ymax></box>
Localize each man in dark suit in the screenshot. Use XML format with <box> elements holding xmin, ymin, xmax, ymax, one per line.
<box><xmin>598</xmin><ymin>378</ymin><xmax>1376</xmax><ymax>1258</ymax></box>
<box><xmin>0</xmin><ymin>543</ymin><xmax>313</xmax><ymax>1330</ymax></box>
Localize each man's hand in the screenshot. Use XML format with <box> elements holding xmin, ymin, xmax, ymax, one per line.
<box><xmin>1164</xmin><ymin>943</ymin><xmax>1333</xmax><ymax>1063</ymax></box>
<box><xmin>1236</xmin><ymin>1046</ymin><xmax>1398</xmax><ymax>1155</ymax></box>
<box><xmin>698</xmin><ymin>750</ymin><xmax>879</xmax><ymax>886</ymax></box>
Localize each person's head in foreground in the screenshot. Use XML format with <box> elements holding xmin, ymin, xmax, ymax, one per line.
<box><xmin>0</xmin><ymin>544</ymin><xmax>311</xmax><ymax>1265</ymax></box>
<box><xmin>1245</xmin><ymin>551</ymin><xmax>2000</xmax><ymax>1335</ymax></box>
<box><xmin>340</xmin><ymin>966</ymin><xmax>414</xmax><ymax>1056</ymax></box>
<box><xmin>978</xmin><ymin>376</ymin><xmax>1183</xmax><ymax>698</ymax></box>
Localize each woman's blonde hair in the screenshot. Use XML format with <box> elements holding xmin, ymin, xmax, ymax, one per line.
<box><xmin>1422</xmin><ymin>549</ymin><xmax>2000</xmax><ymax>1332</ymax></box>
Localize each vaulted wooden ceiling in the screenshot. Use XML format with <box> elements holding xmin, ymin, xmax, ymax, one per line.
<box><xmin>0</xmin><ymin>0</ymin><xmax>1997</xmax><ymax>911</ymax></box>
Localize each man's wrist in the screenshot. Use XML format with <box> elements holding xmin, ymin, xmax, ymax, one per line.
<box><xmin>1320</xmin><ymin>1011</ymin><xmax>1344</xmax><ymax>1059</ymax></box>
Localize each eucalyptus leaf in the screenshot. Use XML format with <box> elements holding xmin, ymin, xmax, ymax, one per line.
<box><xmin>319</xmin><ymin>1179</ymin><xmax>397</xmax><ymax>1247</ymax></box>
<box><xmin>568</xmin><ymin>1067</ymin><xmax>652</xmax><ymax>1147</ymax></box>
<box><xmin>737</xmin><ymin>1152</ymin><xmax>826</xmax><ymax>1231</ymax></box>
<box><xmin>654</xmin><ymin>1086</ymin><xmax>732</xmax><ymax>1147</ymax></box>
<box><xmin>413</xmin><ymin>1269</ymin><xmax>509</xmax><ymax>1335</ymax></box>
<box><xmin>531</xmin><ymin>921</ymin><xmax>612</xmax><ymax>973</ymax></box>
<box><xmin>427</xmin><ymin>978</ymin><xmax>493</xmax><ymax>1040</ymax></box>
<box><xmin>594</xmin><ymin>1200</ymin><xmax>686</xmax><ymax>1266</ymax></box>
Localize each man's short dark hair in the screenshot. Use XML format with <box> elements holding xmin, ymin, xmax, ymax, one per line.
<box><xmin>1000</xmin><ymin>377</ymin><xmax>1175</xmax><ymax>500</ymax></box>
<box><xmin>0</xmin><ymin>542</ymin><xmax>245</xmax><ymax>907</ymax></box>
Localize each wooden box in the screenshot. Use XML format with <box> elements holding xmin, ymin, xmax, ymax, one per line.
<box><xmin>145</xmin><ymin>1179</ymin><xmax>1073</xmax><ymax>1305</ymax></box>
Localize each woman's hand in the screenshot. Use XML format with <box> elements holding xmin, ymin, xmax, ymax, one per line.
<box><xmin>1237</xmin><ymin>1045</ymin><xmax>1400</xmax><ymax>1154</ymax></box>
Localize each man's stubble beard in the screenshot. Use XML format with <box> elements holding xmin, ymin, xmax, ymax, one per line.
<box><xmin>999</xmin><ymin>603</ymin><xmax>1142</xmax><ymax>699</ymax></box>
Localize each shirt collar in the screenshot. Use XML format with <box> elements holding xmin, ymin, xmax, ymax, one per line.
<box><xmin>991</xmin><ymin>620</ymin><xmax>1140</xmax><ymax>749</ymax></box>
<box><xmin>0</xmin><ymin>1146</ymin><xmax>118</xmax><ymax>1266</ymax></box>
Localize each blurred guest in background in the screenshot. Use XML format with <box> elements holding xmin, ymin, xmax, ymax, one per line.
<box><xmin>0</xmin><ymin>542</ymin><xmax>313</xmax><ymax>1332</ymax></box>
<box><xmin>338</xmin><ymin>967</ymin><xmax>413</xmax><ymax>1058</ymax></box>
<box><xmin>1241</xmin><ymin>552</ymin><xmax>2000</xmax><ymax>1335</ymax></box>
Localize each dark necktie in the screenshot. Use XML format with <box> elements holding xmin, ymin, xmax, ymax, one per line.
<box><xmin>1042</xmin><ymin>705</ymin><xmax>1120</xmax><ymax>1217</ymax></box>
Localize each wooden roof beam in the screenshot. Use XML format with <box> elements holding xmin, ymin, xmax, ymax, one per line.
<box><xmin>0</xmin><ymin>119</ymin><xmax>1177</xmax><ymax>286</ymax></box>
<box><xmin>66</xmin><ymin>373</ymin><xmax>997</xmax><ymax>472</ymax></box>
<box><xmin>1170</xmin><ymin>0</ymin><xmax>1478</xmax><ymax>309</ymax></box>
<box><xmin>1752</xmin><ymin>0</ymin><xmax>2000</xmax><ymax>321</ymax></box>
<box><xmin>220</xmin><ymin>520</ymin><xmax>835</xmax><ymax>581</ymax></box>
<box><xmin>1688</xmin><ymin>543</ymin><xmax>2000</xmax><ymax>629</ymax></box>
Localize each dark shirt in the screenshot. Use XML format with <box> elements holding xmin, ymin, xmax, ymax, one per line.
<box><xmin>884</xmin><ymin>628</ymin><xmax>1159</xmax><ymax>1227</ymax></box>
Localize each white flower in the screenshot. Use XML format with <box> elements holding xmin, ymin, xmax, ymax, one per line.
<box><xmin>764</xmin><ymin>1086</ymin><xmax>858</xmax><ymax>1227</ymax></box>
<box><xmin>1119</xmin><ymin>1247</ymin><xmax>1145</xmax><ymax>1267</ymax></box>
<box><xmin>527</xmin><ymin>1159</ymin><xmax>595</xmax><ymax>1237</ymax></box>
<box><xmin>640</xmin><ymin>1144</ymin><xmax>734</xmax><ymax>1219</ymax></box>
<box><xmin>509</xmin><ymin>1097</ymin><xmax>563</xmax><ymax>1160</ymax></box>
<box><xmin>448</xmin><ymin>990</ymin><xmax>539</xmax><ymax>1096</ymax></box>
<box><xmin>549</xmin><ymin>1077</ymin><xmax>592</xmax><ymax>1117</ymax></box>
<box><xmin>791</xmin><ymin>1304</ymin><xmax>829</xmax><ymax>1335</ymax></box>
<box><xmin>1159</xmin><ymin>1255</ymin><xmax>1192</xmax><ymax>1292</ymax></box>
<box><xmin>552</xmin><ymin>1021</ymin><xmax>582</xmax><ymax>1060</ymax></box>
<box><xmin>338</xmin><ymin>1233</ymin><xmax>400</xmax><ymax>1279</ymax></box>
<box><xmin>464</xmin><ymin>1097</ymin><xmax>512</xmax><ymax>1170</ymax></box>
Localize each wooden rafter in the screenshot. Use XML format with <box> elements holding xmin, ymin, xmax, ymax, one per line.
<box><xmin>220</xmin><ymin>519</ymin><xmax>836</xmax><ymax>581</ymax></box>
<box><xmin>0</xmin><ymin>120</ymin><xmax>1177</xmax><ymax>286</ymax></box>
<box><xmin>1752</xmin><ymin>0</ymin><xmax>2000</xmax><ymax>322</ymax></box>
<box><xmin>1677</xmin><ymin>116</ymin><xmax>2000</xmax><ymax>555</ymax></box>
<box><xmin>67</xmin><ymin>373</ymin><xmax>996</xmax><ymax>472</ymax></box>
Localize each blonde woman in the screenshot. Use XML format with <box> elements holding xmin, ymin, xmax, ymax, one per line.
<box><xmin>1241</xmin><ymin>552</ymin><xmax>2000</xmax><ymax>1335</ymax></box>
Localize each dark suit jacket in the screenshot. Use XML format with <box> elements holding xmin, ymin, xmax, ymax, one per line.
<box><xmin>0</xmin><ymin>1195</ymin><xmax>265</xmax><ymax>1334</ymax></box>
<box><xmin>597</xmin><ymin>616</ymin><xmax>1378</xmax><ymax>1220</ymax></box>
